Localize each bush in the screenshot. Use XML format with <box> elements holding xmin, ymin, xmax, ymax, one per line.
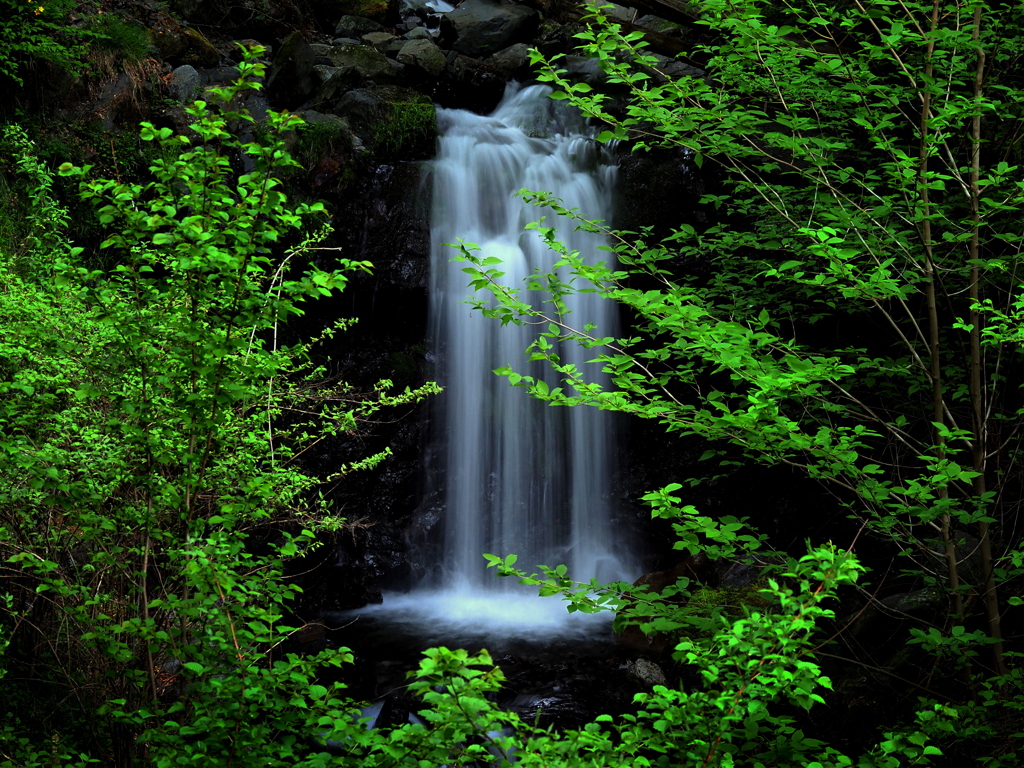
<box><xmin>0</xmin><ymin>48</ymin><xmax>437</xmax><ymax>765</ymax></box>
<box><xmin>0</xmin><ymin>0</ymin><xmax>96</xmax><ymax>84</ymax></box>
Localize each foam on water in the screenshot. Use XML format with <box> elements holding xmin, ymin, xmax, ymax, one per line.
<box><xmin>351</xmin><ymin>589</ymin><xmax>613</xmax><ymax>646</ymax></box>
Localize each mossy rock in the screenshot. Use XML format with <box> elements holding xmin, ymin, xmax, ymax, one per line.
<box><xmin>335</xmin><ymin>87</ymin><xmax>436</xmax><ymax>160</ymax></box>
<box><xmin>326</xmin><ymin>44</ymin><xmax>396</xmax><ymax>83</ymax></box>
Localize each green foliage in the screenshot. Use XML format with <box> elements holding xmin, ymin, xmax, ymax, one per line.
<box><xmin>454</xmin><ymin>0</ymin><xmax>1024</xmax><ymax>761</ymax></box>
<box><xmin>473</xmin><ymin>536</ymin><xmax>947</xmax><ymax>768</ymax></box>
<box><xmin>0</xmin><ymin>0</ymin><xmax>97</xmax><ymax>84</ymax></box>
<box><xmin>369</xmin><ymin>101</ymin><xmax>437</xmax><ymax>159</ymax></box>
<box><xmin>0</xmin><ymin>50</ymin><xmax>438</xmax><ymax>764</ymax></box>
<box><xmin>0</xmin><ymin>123</ymin><xmax>75</xmax><ymax>272</ymax></box>
<box><xmin>88</xmin><ymin>13</ymin><xmax>153</xmax><ymax>63</ymax></box>
<box><xmin>7</xmin><ymin>4</ymin><xmax>1024</xmax><ymax>766</ymax></box>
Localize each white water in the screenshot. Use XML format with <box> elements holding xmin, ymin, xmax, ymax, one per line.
<box><xmin>363</xmin><ymin>84</ymin><xmax>631</xmax><ymax>640</ymax></box>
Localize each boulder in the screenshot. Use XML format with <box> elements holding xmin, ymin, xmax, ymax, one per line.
<box><xmin>167</xmin><ymin>64</ymin><xmax>201</xmax><ymax>103</ymax></box>
<box><xmin>266</xmin><ymin>30</ymin><xmax>317</xmax><ymax>106</ymax></box>
<box><xmin>637</xmin><ymin>14</ymin><xmax>684</xmax><ymax>36</ymax></box>
<box><xmin>562</xmin><ymin>55</ymin><xmax>608</xmax><ymax>87</ymax></box>
<box><xmin>649</xmin><ymin>53</ymin><xmax>705</xmax><ymax>82</ymax></box>
<box><xmin>293</xmin><ymin>110</ymin><xmax>360</xmax><ymax>190</ymax></box>
<box><xmin>440</xmin><ymin>0</ymin><xmax>540</xmax><ymax>58</ymax></box>
<box><xmin>314</xmin><ymin>66</ymin><xmax>365</xmax><ymax>104</ymax></box>
<box><xmin>91</xmin><ymin>72</ymin><xmax>149</xmax><ymax>132</ymax></box>
<box><xmin>362</xmin><ymin>31</ymin><xmax>398</xmax><ymax>50</ymax></box>
<box><xmin>435</xmin><ymin>53</ymin><xmax>505</xmax><ymax>112</ymax></box>
<box><xmin>489</xmin><ymin>42</ymin><xmax>532</xmax><ymax>79</ymax></box>
<box><xmin>397</xmin><ymin>38</ymin><xmax>447</xmax><ymax>78</ymax></box>
<box><xmin>403</xmin><ymin>26</ymin><xmax>434</xmax><ymax>40</ymax></box>
<box><xmin>334</xmin><ymin>14</ymin><xmax>385</xmax><ymax>38</ymax></box>
<box><xmin>334</xmin><ymin>88</ymin><xmax>388</xmax><ymax>126</ymax></box>
<box><xmin>386</xmin><ymin>39</ymin><xmax>408</xmax><ymax>58</ymax></box>
<box><xmin>533</xmin><ymin>18</ymin><xmax>571</xmax><ymax>56</ymax></box>
<box><xmin>313</xmin><ymin>64</ymin><xmax>342</xmax><ymax>84</ymax></box>
<box><xmin>624</xmin><ymin>658</ymin><xmax>667</xmax><ymax>688</ymax></box>
<box><xmin>333</xmin><ymin>86</ymin><xmax>436</xmax><ymax>159</ymax></box>
<box><xmin>326</xmin><ymin>44</ymin><xmax>398</xmax><ymax>83</ymax></box>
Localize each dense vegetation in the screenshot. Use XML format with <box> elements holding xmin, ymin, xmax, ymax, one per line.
<box><xmin>2</xmin><ymin>0</ymin><xmax>1024</xmax><ymax>765</ymax></box>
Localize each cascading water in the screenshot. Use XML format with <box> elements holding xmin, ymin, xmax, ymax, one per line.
<box><xmin>351</xmin><ymin>84</ymin><xmax>632</xmax><ymax>641</ymax></box>
<box><xmin>429</xmin><ymin>83</ymin><xmax>626</xmax><ymax>589</ymax></box>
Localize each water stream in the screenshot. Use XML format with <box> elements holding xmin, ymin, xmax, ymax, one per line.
<box><xmin>353</xmin><ymin>84</ymin><xmax>632</xmax><ymax>641</ymax></box>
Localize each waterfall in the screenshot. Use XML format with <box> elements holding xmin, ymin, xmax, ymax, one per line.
<box><xmin>428</xmin><ymin>84</ymin><xmax>629</xmax><ymax>595</ymax></box>
<box><xmin>347</xmin><ymin>84</ymin><xmax>631</xmax><ymax>641</ymax></box>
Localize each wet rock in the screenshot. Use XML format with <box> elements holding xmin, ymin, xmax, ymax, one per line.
<box><xmin>315</xmin><ymin>66</ymin><xmax>365</xmax><ymax>104</ymax></box>
<box><xmin>397</xmin><ymin>38</ymin><xmax>447</xmax><ymax>78</ymax></box>
<box><xmin>637</xmin><ymin>13</ymin><xmax>684</xmax><ymax>36</ymax></box>
<box><xmin>310</xmin><ymin>43</ymin><xmax>333</xmax><ymax>57</ymax></box>
<box><xmin>624</xmin><ymin>658</ymin><xmax>666</xmax><ymax>688</ymax></box>
<box><xmin>440</xmin><ymin>0</ymin><xmax>540</xmax><ymax>58</ymax></box>
<box><xmin>313</xmin><ymin>64</ymin><xmax>341</xmax><ymax>84</ymax></box>
<box><xmin>362</xmin><ymin>31</ymin><xmax>399</xmax><ymax>51</ymax></box>
<box><xmin>649</xmin><ymin>53</ymin><xmax>705</xmax><ymax>82</ymax></box>
<box><xmin>489</xmin><ymin>42</ymin><xmax>532</xmax><ymax>79</ymax></box>
<box><xmin>335</xmin><ymin>14</ymin><xmax>386</xmax><ymax>39</ymax></box>
<box><xmin>619</xmin><ymin>553</ymin><xmax>709</xmax><ymax>655</ymax></box>
<box><xmin>506</xmin><ymin>693</ymin><xmax>589</xmax><ymax>728</ymax></box>
<box><xmin>266</xmin><ymin>30</ymin><xmax>317</xmax><ymax>106</ymax></box>
<box><xmin>719</xmin><ymin>558</ymin><xmax>766</xmax><ymax>589</ymax></box>
<box><xmin>167</xmin><ymin>64</ymin><xmax>200</xmax><ymax>103</ymax></box>
<box><xmin>533</xmin><ymin>18</ymin><xmax>571</xmax><ymax>56</ymax></box>
<box><xmin>562</xmin><ymin>55</ymin><xmax>608</xmax><ymax>87</ymax></box>
<box><xmin>617</xmin><ymin>145</ymin><xmax>705</xmax><ymax>240</ymax></box>
<box><xmin>327</xmin><ymin>44</ymin><xmax>398</xmax><ymax>83</ymax></box>
<box><xmin>634</xmin><ymin>552</ymin><xmax>709</xmax><ymax>593</ymax></box>
<box><xmin>435</xmin><ymin>53</ymin><xmax>505</xmax><ymax>112</ymax></box>
<box><xmin>403</xmin><ymin>26</ymin><xmax>434</xmax><ymax>40</ymax></box>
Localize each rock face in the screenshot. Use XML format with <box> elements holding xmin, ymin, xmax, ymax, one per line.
<box><xmin>440</xmin><ymin>0</ymin><xmax>540</xmax><ymax>58</ymax></box>
<box><xmin>266</xmin><ymin>30</ymin><xmax>317</xmax><ymax>106</ymax></box>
